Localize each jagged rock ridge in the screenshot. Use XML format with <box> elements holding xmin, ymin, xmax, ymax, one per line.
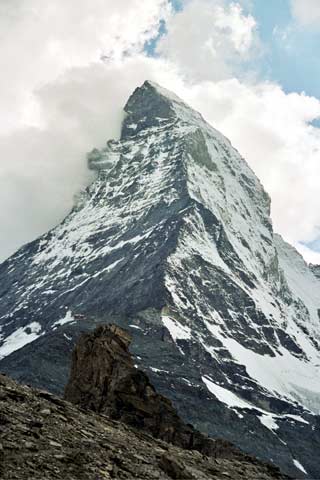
<box><xmin>0</xmin><ymin>81</ymin><xmax>319</xmax><ymax>478</ymax></box>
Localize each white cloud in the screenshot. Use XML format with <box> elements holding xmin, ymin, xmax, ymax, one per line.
<box><xmin>0</xmin><ymin>64</ymin><xmax>124</xmax><ymax>260</ymax></box>
<box><xmin>290</xmin><ymin>0</ymin><xmax>320</xmax><ymax>27</ymax></box>
<box><xmin>0</xmin><ymin>0</ymin><xmax>171</xmax><ymax>260</ymax></box>
<box><xmin>157</xmin><ymin>0</ymin><xmax>258</xmax><ymax>81</ymax></box>
<box><xmin>0</xmin><ymin>0</ymin><xmax>170</xmax><ymax>133</ymax></box>
<box><xmin>0</xmin><ymin>51</ymin><xmax>188</xmax><ymax>261</ymax></box>
<box><xmin>295</xmin><ymin>244</ymin><xmax>320</xmax><ymax>265</ymax></box>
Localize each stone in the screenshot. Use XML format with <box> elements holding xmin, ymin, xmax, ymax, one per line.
<box><xmin>0</xmin><ymin>372</ymin><xmax>289</xmax><ymax>480</ymax></box>
<box><xmin>40</xmin><ymin>408</ymin><xmax>51</xmax><ymax>416</ymax></box>
<box><xmin>159</xmin><ymin>454</ymin><xmax>194</xmax><ymax>479</ymax></box>
<box><xmin>24</xmin><ymin>441</ymin><xmax>37</xmax><ymax>450</ymax></box>
<box><xmin>49</xmin><ymin>440</ymin><xmax>62</xmax><ymax>448</ymax></box>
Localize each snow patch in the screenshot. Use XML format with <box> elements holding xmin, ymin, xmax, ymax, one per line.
<box><xmin>202</xmin><ymin>376</ymin><xmax>253</xmax><ymax>409</ymax></box>
<box><xmin>293</xmin><ymin>459</ymin><xmax>307</xmax><ymax>475</ymax></box>
<box><xmin>204</xmin><ymin>321</ymin><xmax>320</xmax><ymax>413</ymax></box>
<box><xmin>0</xmin><ymin>322</ymin><xmax>42</xmax><ymax>359</ymax></box>
<box><xmin>202</xmin><ymin>376</ymin><xmax>303</xmax><ymax>434</ymax></box>
<box><xmin>150</xmin><ymin>367</ymin><xmax>169</xmax><ymax>374</ymax></box>
<box><xmin>162</xmin><ymin>315</ymin><xmax>191</xmax><ymax>341</ymax></box>
<box><xmin>284</xmin><ymin>414</ymin><xmax>309</xmax><ymax>425</ymax></box>
<box><xmin>52</xmin><ymin>310</ymin><xmax>76</xmax><ymax>328</ymax></box>
<box><xmin>259</xmin><ymin>414</ymin><xmax>279</xmax><ymax>432</ymax></box>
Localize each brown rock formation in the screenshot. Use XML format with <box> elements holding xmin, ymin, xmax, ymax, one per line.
<box><xmin>64</xmin><ymin>325</ymin><xmax>283</xmax><ymax>470</ymax></box>
<box><xmin>65</xmin><ymin>325</ymin><xmax>221</xmax><ymax>454</ymax></box>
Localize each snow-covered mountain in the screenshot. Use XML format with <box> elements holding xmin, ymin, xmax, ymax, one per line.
<box><xmin>0</xmin><ymin>81</ymin><xmax>319</xmax><ymax>478</ymax></box>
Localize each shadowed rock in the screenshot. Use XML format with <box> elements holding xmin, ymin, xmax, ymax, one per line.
<box><xmin>64</xmin><ymin>324</ymin><xmax>284</xmax><ymax>474</ymax></box>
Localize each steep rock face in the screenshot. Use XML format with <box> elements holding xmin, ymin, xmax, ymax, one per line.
<box><xmin>0</xmin><ymin>81</ymin><xmax>319</xmax><ymax>478</ymax></box>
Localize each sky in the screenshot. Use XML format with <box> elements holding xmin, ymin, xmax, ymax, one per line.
<box><xmin>0</xmin><ymin>0</ymin><xmax>320</xmax><ymax>263</ymax></box>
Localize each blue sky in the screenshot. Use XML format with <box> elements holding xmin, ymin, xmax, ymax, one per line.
<box><xmin>147</xmin><ymin>1</ymin><xmax>320</xmax><ymax>110</ymax></box>
<box><xmin>165</xmin><ymin>0</ymin><xmax>320</xmax><ymax>100</ymax></box>
<box><xmin>249</xmin><ymin>0</ymin><xmax>320</xmax><ymax>252</ymax></box>
<box><xmin>251</xmin><ymin>0</ymin><xmax>320</xmax><ymax>100</ymax></box>
<box><xmin>247</xmin><ymin>0</ymin><xmax>320</xmax><ymax>251</ymax></box>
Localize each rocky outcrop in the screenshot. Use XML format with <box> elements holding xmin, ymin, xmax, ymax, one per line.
<box><xmin>0</xmin><ymin>363</ymin><xmax>288</xmax><ymax>480</ymax></box>
<box><xmin>64</xmin><ymin>325</ymin><xmax>240</xmax><ymax>459</ymax></box>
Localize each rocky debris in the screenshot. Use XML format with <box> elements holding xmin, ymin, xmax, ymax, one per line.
<box><xmin>0</xmin><ymin>373</ymin><xmax>288</xmax><ymax>480</ymax></box>
<box><xmin>62</xmin><ymin>325</ymin><xmax>291</xmax><ymax>478</ymax></box>
<box><xmin>65</xmin><ymin>325</ymin><xmax>244</xmax><ymax>458</ymax></box>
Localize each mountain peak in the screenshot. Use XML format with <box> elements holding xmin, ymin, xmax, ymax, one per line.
<box><xmin>126</xmin><ymin>80</ymin><xmax>186</xmax><ymax>109</ymax></box>
<box><xmin>142</xmin><ymin>80</ymin><xmax>186</xmax><ymax>103</ymax></box>
<box><xmin>121</xmin><ymin>80</ymin><xmax>202</xmax><ymax>139</ymax></box>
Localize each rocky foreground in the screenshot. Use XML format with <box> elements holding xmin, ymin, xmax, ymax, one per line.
<box><xmin>0</xmin><ymin>325</ymin><xmax>288</xmax><ymax>480</ymax></box>
<box><xmin>64</xmin><ymin>324</ymin><xmax>243</xmax><ymax>456</ymax></box>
